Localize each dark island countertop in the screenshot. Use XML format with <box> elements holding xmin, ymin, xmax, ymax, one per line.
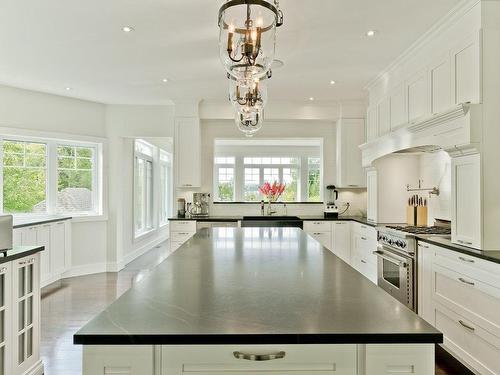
<box><xmin>417</xmin><ymin>235</ymin><xmax>500</xmax><ymax>265</ymax></box>
<box><xmin>13</xmin><ymin>215</ymin><xmax>72</xmax><ymax>229</ymax></box>
<box><xmin>0</xmin><ymin>245</ymin><xmax>45</xmax><ymax>264</ymax></box>
<box><xmin>74</xmin><ymin>227</ymin><xmax>442</xmax><ymax>346</ymax></box>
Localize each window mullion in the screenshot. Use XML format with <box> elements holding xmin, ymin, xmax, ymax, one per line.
<box><xmin>300</xmin><ymin>156</ymin><xmax>308</xmax><ymax>202</ymax></box>
<box><xmin>47</xmin><ymin>141</ymin><xmax>58</xmax><ymax>215</ymax></box>
<box><xmin>235</xmin><ymin>157</ymin><xmax>244</xmax><ymax>201</ymax></box>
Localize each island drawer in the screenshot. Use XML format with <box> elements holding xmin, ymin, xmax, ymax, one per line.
<box><xmin>303</xmin><ymin>221</ymin><xmax>331</xmax><ymax>233</ymax></box>
<box><xmin>171</xmin><ymin>221</ymin><xmax>197</xmax><ymax>232</ymax></box>
<box><xmin>170</xmin><ymin>231</ymin><xmax>195</xmax><ymax>243</ymax></box>
<box><xmin>308</xmin><ymin>231</ymin><xmax>332</xmax><ymax>249</ymax></box>
<box><xmin>162</xmin><ymin>345</ymin><xmax>357</xmax><ymax>374</ymax></box>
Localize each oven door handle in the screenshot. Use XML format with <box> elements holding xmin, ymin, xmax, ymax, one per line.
<box><xmin>373</xmin><ymin>250</ymin><xmax>408</xmax><ymax>268</ymax></box>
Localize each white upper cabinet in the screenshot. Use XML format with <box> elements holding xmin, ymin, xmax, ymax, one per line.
<box><xmin>389</xmin><ymin>84</ymin><xmax>407</xmax><ymax>130</ymax></box>
<box><xmin>336</xmin><ymin>119</ymin><xmax>366</xmax><ymax>188</ymax></box>
<box><xmin>366</xmin><ymin>106</ymin><xmax>379</xmax><ymax>141</ymax></box>
<box><xmin>451</xmin><ymin>30</ymin><xmax>482</xmax><ymax>105</ymax></box>
<box><xmin>429</xmin><ymin>54</ymin><xmax>452</xmax><ymax>114</ymax></box>
<box><xmin>406</xmin><ymin>69</ymin><xmax>429</xmax><ymax>123</ymax></box>
<box><xmin>377</xmin><ymin>97</ymin><xmax>391</xmax><ymax>136</ymax></box>
<box><xmin>175</xmin><ymin>118</ymin><xmax>201</xmax><ymax>188</ymax></box>
<box><xmin>451</xmin><ymin>153</ymin><xmax>482</xmax><ymax>249</ymax></box>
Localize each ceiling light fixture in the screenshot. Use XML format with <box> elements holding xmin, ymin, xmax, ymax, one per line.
<box><xmin>330</xmin><ymin>80</ymin><xmax>336</xmax><ymax>85</ymax></box>
<box><xmin>122</xmin><ymin>26</ymin><xmax>135</xmax><ymax>33</ymax></box>
<box><xmin>309</xmin><ymin>97</ymin><xmax>315</xmax><ymax>101</ymax></box>
<box><xmin>366</xmin><ymin>30</ymin><xmax>376</xmax><ymax>37</ymax></box>
<box><xmin>218</xmin><ymin>0</ymin><xmax>284</xmax><ymax>136</ymax></box>
<box><xmin>162</xmin><ymin>78</ymin><xmax>169</xmax><ymax>83</ymax></box>
<box><xmin>65</xmin><ymin>87</ymin><xmax>72</xmax><ymax>91</ymax></box>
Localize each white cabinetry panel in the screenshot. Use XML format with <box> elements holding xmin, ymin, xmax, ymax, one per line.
<box><xmin>366</xmin><ymin>106</ymin><xmax>379</xmax><ymax>141</ymax></box>
<box><xmin>377</xmin><ymin>97</ymin><xmax>390</xmax><ymax>136</ymax></box>
<box><xmin>0</xmin><ymin>263</ymin><xmax>12</xmax><ymax>375</ymax></box>
<box><xmin>451</xmin><ymin>154</ymin><xmax>481</xmax><ymax>249</ymax></box>
<box><xmin>336</xmin><ymin>118</ymin><xmax>366</xmax><ymax>188</ymax></box>
<box><xmin>407</xmin><ymin>69</ymin><xmax>428</xmax><ymax>123</ymax></box>
<box><xmin>366</xmin><ymin>170</ymin><xmax>378</xmax><ymax>223</ymax></box>
<box><xmin>389</xmin><ymin>84</ymin><xmax>407</xmax><ymax>130</ymax></box>
<box><xmin>429</xmin><ymin>54</ymin><xmax>452</xmax><ymax>114</ymax></box>
<box><xmin>331</xmin><ymin>222</ymin><xmax>351</xmax><ymax>263</ymax></box>
<box><xmin>50</xmin><ymin>222</ymin><xmax>66</xmax><ymax>276</ymax></box>
<box><xmin>451</xmin><ymin>30</ymin><xmax>482</xmax><ymax>105</ymax></box>
<box><xmin>175</xmin><ymin>118</ymin><xmax>201</xmax><ymax>188</ymax></box>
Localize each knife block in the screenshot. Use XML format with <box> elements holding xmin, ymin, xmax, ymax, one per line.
<box><xmin>416</xmin><ymin>206</ymin><xmax>428</xmax><ymax>227</ymax></box>
<box><xmin>407</xmin><ymin>206</ymin><xmax>417</xmax><ymax>226</ymax></box>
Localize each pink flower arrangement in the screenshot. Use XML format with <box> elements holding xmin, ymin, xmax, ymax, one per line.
<box><xmin>259</xmin><ymin>181</ymin><xmax>286</xmax><ymax>202</ymax></box>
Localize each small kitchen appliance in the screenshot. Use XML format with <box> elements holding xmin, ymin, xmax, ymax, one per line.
<box><xmin>324</xmin><ymin>185</ymin><xmax>339</xmax><ymax>218</ymax></box>
<box><xmin>190</xmin><ymin>193</ymin><xmax>210</xmax><ymax>218</ymax></box>
<box><xmin>177</xmin><ymin>198</ymin><xmax>186</xmax><ymax>218</ymax></box>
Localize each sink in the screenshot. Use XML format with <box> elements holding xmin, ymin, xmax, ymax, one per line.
<box><xmin>242</xmin><ymin>216</ymin><xmax>301</xmax><ymax>221</ymax></box>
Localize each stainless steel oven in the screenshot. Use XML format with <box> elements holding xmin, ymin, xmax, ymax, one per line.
<box><xmin>374</xmin><ymin>245</ymin><xmax>414</xmax><ymax>310</ymax></box>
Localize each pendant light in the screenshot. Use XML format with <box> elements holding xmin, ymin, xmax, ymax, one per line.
<box><xmin>228</xmin><ymin>74</ymin><xmax>269</xmax><ymax>112</ymax></box>
<box><xmin>235</xmin><ymin>107</ymin><xmax>263</xmax><ymax>137</ymax></box>
<box><xmin>218</xmin><ymin>0</ymin><xmax>283</xmax><ymax>80</ymax></box>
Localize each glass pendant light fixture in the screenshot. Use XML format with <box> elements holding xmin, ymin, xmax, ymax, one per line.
<box><xmin>235</xmin><ymin>106</ymin><xmax>263</xmax><ymax>137</ymax></box>
<box><xmin>219</xmin><ymin>0</ymin><xmax>283</xmax><ymax>80</ymax></box>
<box><xmin>229</xmin><ymin>75</ymin><xmax>268</xmax><ymax>112</ymax></box>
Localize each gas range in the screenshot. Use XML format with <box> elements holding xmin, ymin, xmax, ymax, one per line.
<box><xmin>377</xmin><ymin>225</ymin><xmax>451</xmax><ymax>256</ymax></box>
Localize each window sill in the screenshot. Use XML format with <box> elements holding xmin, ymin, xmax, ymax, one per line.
<box><xmin>134</xmin><ymin>228</ymin><xmax>157</xmax><ymax>241</ymax></box>
<box><xmin>71</xmin><ymin>214</ymin><xmax>108</xmax><ymax>223</ymax></box>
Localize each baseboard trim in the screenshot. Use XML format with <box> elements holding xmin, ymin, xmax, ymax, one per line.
<box><xmin>62</xmin><ymin>262</ymin><xmax>108</xmax><ymax>279</ymax></box>
<box><xmin>108</xmin><ymin>235</ymin><xmax>169</xmax><ymax>272</ymax></box>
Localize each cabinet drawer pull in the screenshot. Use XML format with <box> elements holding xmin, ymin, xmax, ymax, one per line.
<box><xmin>360</xmin><ymin>225</ymin><xmax>367</xmax><ymax>229</ymax></box>
<box><xmin>0</xmin><ymin>267</ymin><xmax>6</xmax><ymax>273</ymax></box>
<box><xmin>458</xmin><ymin>320</ymin><xmax>475</xmax><ymax>332</ymax></box>
<box><xmin>458</xmin><ymin>277</ymin><xmax>475</xmax><ymax>286</ymax></box>
<box><xmin>313</xmin><ymin>232</ymin><xmax>323</xmax><ymax>235</ymax></box>
<box><xmin>177</xmin><ymin>232</ymin><xmax>191</xmax><ymax>236</ymax></box>
<box><xmin>457</xmin><ymin>240</ymin><xmax>473</xmax><ymax>246</ymax></box>
<box><xmin>418</xmin><ymin>244</ymin><xmax>429</xmax><ymax>249</ymax></box>
<box><xmin>458</xmin><ymin>256</ymin><xmax>474</xmax><ymax>263</ymax></box>
<box><xmin>361</xmin><ymin>236</ymin><xmax>367</xmax><ymax>241</ymax></box>
<box><xmin>361</xmin><ymin>259</ymin><xmax>367</xmax><ymax>264</ymax></box>
<box><xmin>233</xmin><ymin>351</ymin><xmax>285</xmax><ymax>361</ymax></box>
<box><xmin>18</xmin><ymin>261</ymin><xmax>27</xmax><ymax>265</ymax></box>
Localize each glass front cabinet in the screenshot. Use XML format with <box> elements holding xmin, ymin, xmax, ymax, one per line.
<box><xmin>0</xmin><ymin>254</ymin><xmax>41</xmax><ymax>375</ymax></box>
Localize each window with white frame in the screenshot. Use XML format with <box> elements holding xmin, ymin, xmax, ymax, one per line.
<box><xmin>134</xmin><ymin>141</ymin><xmax>154</xmax><ymax>236</ymax></box>
<box><xmin>213</xmin><ymin>140</ymin><xmax>322</xmax><ymax>203</ymax></box>
<box><xmin>1</xmin><ymin>137</ymin><xmax>102</xmax><ymax>215</ymax></box>
<box><xmin>159</xmin><ymin>150</ymin><xmax>172</xmax><ymax>226</ymax></box>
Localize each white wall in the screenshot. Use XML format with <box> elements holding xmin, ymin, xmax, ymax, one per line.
<box><xmin>418</xmin><ymin>151</ymin><xmax>451</xmax><ymax>222</ymax></box>
<box><xmin>0</xmin><ymin>84</ymin><xmax>109</xmax><ymax>272</ymax></box>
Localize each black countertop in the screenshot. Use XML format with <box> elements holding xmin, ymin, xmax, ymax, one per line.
<box><xmin>74</xmin><ymin>227</ymin><xmax>442</xmax><ymax>346</ymax></box>
<box><xmin>417</xmin><ymin>236</ymin><xmax>500</xmax><ymax>265</ymax></box>
<box><xmin>0</xmin><ymin>245</ymin><xmax>45</xmax><ymax>264</ymax></box>
<box><xmin>13</xmin><ymin>215</ymin><xmax>72</xmax><ymax>228</ymax></box>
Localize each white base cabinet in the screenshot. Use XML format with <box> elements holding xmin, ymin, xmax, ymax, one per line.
<box><xmin>331</xmin><ymin>221</ymin><xmax>351</xmax><ymax>263</ymax></box>
<box><xmin>419</xmin><ymin>242</ymin><xmax>500</xmax><ymax>374</ymax></box>
<box><xmin>169</xmin><ymin>221</ymin><xmax>197</xmax><ymax>251</ymax></box>
<box><xmin>350</xmin><ymin>222</ymin><xmax>378</xmax><ymax>284</ymax></box>
<box><xmin>304</xmin><ymin>221</ymin><xmax>332</xmax><ymax>250</ymax></box>
<box><xmin>82</xmin><ymin>344</ymin><xmax>434</xmax><ymax>375</ymax></box>
<box><xmin>13</xmin><ymin>221</ymin><xmax>71</xmax><ymax>288</ymax></box>
<box><xmin>0</xmin><ymin>254</ymin><xmax>43</xmax><ymax>375</ymax></box>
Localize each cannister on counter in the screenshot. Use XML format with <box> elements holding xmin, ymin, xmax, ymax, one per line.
<box><xmin>177</xmin><ymin>198</ymin><xmax>186</xmax><ymax>218</ymax></box>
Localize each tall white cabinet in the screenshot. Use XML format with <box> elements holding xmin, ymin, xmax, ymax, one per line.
<box><xmin>175</xmin><ymin>118</ymin><xmax>201</xmax><ymax>188</ymax></box>
<box><xmin>0</xmin><ymin>253</ymin><xmax>43</xmax><ymax>375</ymax></box>
<box><xmin>336</xmin><ymin>118</ymin><xmax>366</xmax><ymax>188</ymax></box>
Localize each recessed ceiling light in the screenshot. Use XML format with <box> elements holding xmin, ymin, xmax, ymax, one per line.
<box><xmin>330</xmin><ymin>80</ymin><xmax>336</xmax><ymax>85</ymax></box>
<box><xmin>309</xmin><ymin>97</ymin><xmax>315</xmax><ymax>101</ymax></box>
<box><xmin>122</xmin><ymin>26</ymin><xmax>135</xmax><ymax>33</ymax></box>
<box><xmin>162</xmin><ymin>78</ymin><xmax>169</xmax><ymax>83</ymax></box>
<box><xmin>65</xmin><ymin>87</ymin><xmax>72</xmax><ymax>91</ymax></box>
<box><xmin>366</xmin><ymin>30</ymin><xmax>377</xmax><ymax>37</ymax></box>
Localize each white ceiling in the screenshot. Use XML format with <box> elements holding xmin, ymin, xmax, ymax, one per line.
<box><xmin>0</xmin><ymin>0</ymin><xmax>461</xmax><ymax>105</ymax></box>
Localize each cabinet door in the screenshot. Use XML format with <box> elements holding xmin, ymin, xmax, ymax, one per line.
<box><xmin>451</xmin><ymin>154</ymin><xmax>481</xmax><ymax>249</ymax></box>
<box><xmin>407</xmin><ymin>69</ymin><xmax>428</xmax><ymax>123</ymax></box>
<box><xmin>50</xmin><ymin>222</ymin><xmax>66</xmax><ymax>276</ymax></box>
<box><xmin>36</xmin><ymin>225</ymin><xmax>51</xmax><ymax>286</ymax></box>
<box><xmin>175</xmin><ymin>118</ymin><xmax>201</xmax><ymax>188</ymax></box>
<box><xmin>331</xmin><ymin>222</ymin><xmax>351</xmax><ymax>263</ymax></box>
<box><xmin>451</xmin><ymin>30</ymin><xmax>481</xmax><ymax>105</ymax></box>
<box><xmin>366</xmin><ymin>170</ymin><xmax>378</xmax><ymax>223</ymax></box>
<box><xmin>389</xmin><ymin>84</ymin><xmax>407</xmax><ymax>130</ymax></box>
<box><xmin>429</xmin><ymin>54</ymin><xmax>452</xmax><ymax>114</ymax></box>
<box><xmin>12</xmin><ymin>254</ymin><xmax>40</xmax><ymax>375</ymax></box>
<box><xmin>377</xmin><ymin>97</ymin><xmax>390</xmax><ymax>136</ymax></box>
<box><xmin>336</xmin><ymin>119</ymin><xmax>366</xmax><ymax>188</ymax></box>
<box><xmin>0</xmin><ymin>263</ymin><xmax>12</xmax><ymax>375</ymax></box>
<box><xmin>366</xmin><ymin>106</ymin><xmax>379</xmax><ymax>141</ymax></box>
<box><xmin>21</xmin><ymin>228</ymin><xmax>36</xmax><ymax>247</ymax></box>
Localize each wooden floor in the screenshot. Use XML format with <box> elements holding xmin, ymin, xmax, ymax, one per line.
<box><xmin>40</xmin><ymin>241</ymin><xmax>470</xmax><ymax>375</ymax></box>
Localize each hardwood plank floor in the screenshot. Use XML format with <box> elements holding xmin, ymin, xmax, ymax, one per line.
<box><xmin>40</xmin><ymin>241</ymin><xmax>469</xmax><ymax>375</ymax></box>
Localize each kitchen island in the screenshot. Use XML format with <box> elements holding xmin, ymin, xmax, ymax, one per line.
<box><xmin>74</xmin><ymin>227</ymin><xmax>442</xmax><ymax>374</ymax></box>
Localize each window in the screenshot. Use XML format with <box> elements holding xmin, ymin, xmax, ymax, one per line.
<box><xmin>214</xmin><ymin>151</ymin><xmax>321</xmax><ymax>203</ymax></box>
<box><xmin>0</xmin><ymin>137</ymin><xmax>102</xmax><ymax>216</ymax></box>
<box><xmin>159</xmin><ymin>150</ymin><xmax>172</xmax><ymax>226</ymax></box>
<box><xmin>56</xmin><ymin>144</ymin><xmax>96</xmax><ymax>214</ymax></box>
<box><xmin>307</xmin><ymin>157</ymin><xmax>321</xmax><ymax>202</ymax></box>
<box><xmin>2</xmin><ymin>140</ymin><xmax>47</xmax><ymax>214</ymax></box>
<box><xmin>134</xmin><ymin>141</ymin><xmax>154</xmax><ymax>236</ymax></box>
